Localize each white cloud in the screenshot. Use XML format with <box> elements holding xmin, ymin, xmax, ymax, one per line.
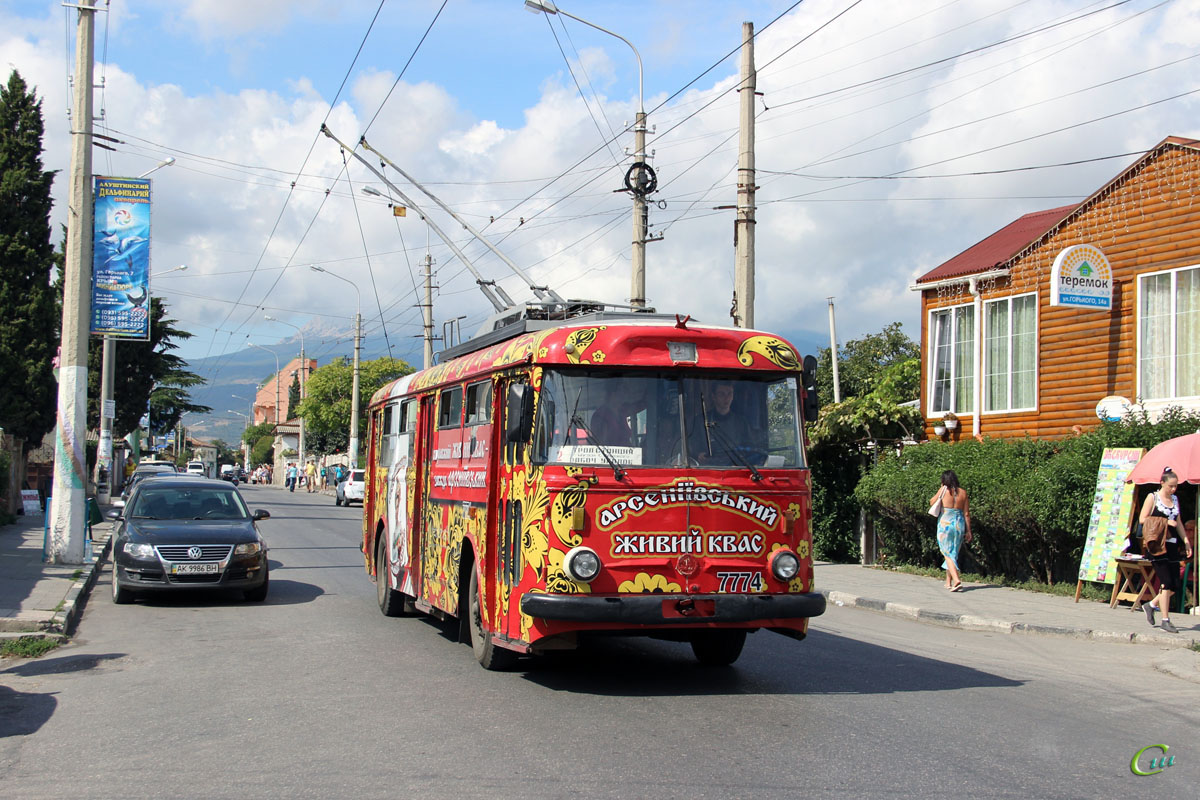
<box><xmin>4</xmin><ymin>0</ymin><xmax>1199</xmax><ymax>379</ymax></box>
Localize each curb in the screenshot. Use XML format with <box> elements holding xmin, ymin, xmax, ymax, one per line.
<box><xmin>47</xmin><ymin>526</ymin><xmax>113</xmax><ymax>637</ymax></box>
<box><xmin>821</xmin><ymin>589</ymin><xmax>1200</xmax><ymax>649</ymax></box>
<box><xmin>1152</xmin><ymin>648</ymin><xmax>1200</xmax><ymax>685</ymax></box>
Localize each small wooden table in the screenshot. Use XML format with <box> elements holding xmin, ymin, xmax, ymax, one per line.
<box><xmin>1110</xmin><ymin>558</ymin><xmax>1157</xmax><ymax>610</ymax></box>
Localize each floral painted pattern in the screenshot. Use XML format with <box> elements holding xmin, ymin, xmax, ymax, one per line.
<box><xmin>618</xmin><ymin>573</ymin><xmax>683</xmax><ymax>594</ymax></box>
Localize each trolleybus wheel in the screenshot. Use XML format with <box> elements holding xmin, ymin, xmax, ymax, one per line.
<box><xmin>468</xmin><ymin>566</ymin><xmax>516</xmax><ymax>671</ymax></box>
<box><xmin>690</xmin><ymin>629</ymin><xmax>747</xmax><ymax>666</ymax></box>
<box><xmin>376</xmin><ymin>535</ymin><xmax>410</xmax><ymax>617</ymax></box>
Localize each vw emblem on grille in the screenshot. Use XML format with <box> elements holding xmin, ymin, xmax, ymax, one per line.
<box><xmin>187</xmin><ymin>546</ymin><xmax>203</xmax><ymax>560</ymax></box>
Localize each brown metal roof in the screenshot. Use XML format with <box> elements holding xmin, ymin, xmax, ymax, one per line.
<box><xmin>915</xmin><ymin>204</ymin><xmax>1077</xmax><ymax>284</ymax></box>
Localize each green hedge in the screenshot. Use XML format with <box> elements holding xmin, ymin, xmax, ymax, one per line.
<box><xmin>809</xmin><ymin>442</ymin><xmax>864</xmax><ymax>563</ymax></box>
<box><xmin>853</xmin><ymin>408</ymin><xmax>1200</xmax><ymax>583</ymax></box>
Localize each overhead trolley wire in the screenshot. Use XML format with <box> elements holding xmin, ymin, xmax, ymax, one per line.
<box><xmin>197</xmin><ymin>0</ymin><xmax>391</xmax><ymax>387</ymax></box>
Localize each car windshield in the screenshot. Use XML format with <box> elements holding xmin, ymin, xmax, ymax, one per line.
<box><xmin>129</xmin><ymin>486</ymin><xmax>250</xmax><ymax>520</ymax></box>
<box><xmin>533</xmin><ymin>369</ymin><xmax>805</xmax><ymax>469</ymax></box>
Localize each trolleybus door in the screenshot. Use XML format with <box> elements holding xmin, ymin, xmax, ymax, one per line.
<box><xmin>411</xmin><ymin>394</ymin><xmax>437</xmax><ymax>604</ymax></box>
<box><xmin>495</xmin><ymin>376</ymin><xmax>532</xmax><ymax>639</ymax></box>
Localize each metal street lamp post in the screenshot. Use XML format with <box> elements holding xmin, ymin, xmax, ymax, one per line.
<box><xmin>264</xmin><ymin>315</ymin><xmax>307</xmax><ymax>467</ymax></box>
<box><xmin>227</xmin><ymin>409</ymin><xmax>251</xmax><ymax>470</ymax></box>
<box><xmin>524</xmin><ymin>0</ymin><xmax>651</xmax><ymax>308</ymax></box>
<box><xmin>310</xmin><ymin>266</ymin><xmax>362</xmax><ymax>467</ymax></box>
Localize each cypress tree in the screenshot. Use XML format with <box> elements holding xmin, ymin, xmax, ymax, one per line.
<box><xmin>0</xmin><ymin>71</ymin><xmax>58</xmax><ymax>450</ymax></box>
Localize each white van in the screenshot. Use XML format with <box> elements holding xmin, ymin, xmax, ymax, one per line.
<box><xmin>186</xmin><ymin>461</ymin><xmax>206</xmax><ymax>477</ymax></box>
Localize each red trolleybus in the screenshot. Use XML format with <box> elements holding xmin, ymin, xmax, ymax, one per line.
<box><xmin>361</xmin><ymin>312</ymin><xmax>826</xmax><ymax>669</ymax></box>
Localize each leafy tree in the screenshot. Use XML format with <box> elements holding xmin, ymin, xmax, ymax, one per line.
<box><xmin>297</xmin><ymin>356</ymin><xmax>413</xmax><ymax>455</ymax></box>
<box><xmin>250</xmin><ymin>434</ymin><xmax>275</xmax><ymax>467</ymax></box>
<box><xmin>0</xmin><ymin>71</ymin><xmax>58</xmax><ymax>451</ymax></box>
<box><xmin>287</xmin><ymin>373</ymin><xmax>300</xmax><ymax>419</ymax></box>
<box><xmin>242</xmin><ymin>421</ymin><xmax>275</xmax><ymax>447</ymax></box>
<box><xmin>816</xmin><ymin>321</ymin><xmax>918</xmax><ymax>407</ymax></box>
<box><xmin>83</xmin><ymin>298</ymin><xmax>210</xmax><ymax>436</ymax></box>
<box><xmin>810</xmin><ymin>359</ymin><xmax>922</xmax><ymax>447</ymax></box>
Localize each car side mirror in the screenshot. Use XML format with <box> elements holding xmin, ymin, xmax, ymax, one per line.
<box><xmin>801</xmin><ymin>354</ymin><xmax>819</xmax><ymax>423</ymax></box>
<box><xmin>505</xmin><ymin>384</ymin><xmax>534</xmax><ymax>444</ymax></box>
<box><xmin>252</xmin><ymin>509</ymin><xmax>271</xmax><ymax>521</ymax></box>
<box><xmin>106</xmin><ymin>509</ymin><xmax>122</xmax><ymax>520</ymax></box>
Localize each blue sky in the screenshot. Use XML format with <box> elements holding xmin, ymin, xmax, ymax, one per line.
<box><xmin>4</xmin><ymin>0</ymin><xmax>1200</xmax><ymax>409</ymax></box>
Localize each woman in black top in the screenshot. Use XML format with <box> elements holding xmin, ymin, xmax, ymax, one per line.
<box><xmin>1138</xmin><ymin>468</ymin><xmax>1194</xmax><ymax>633</ymax></box>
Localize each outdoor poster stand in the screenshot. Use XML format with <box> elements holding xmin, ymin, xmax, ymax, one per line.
<box><xmin>1074</xmin><ymin>447</ymin><xmax>1144</xmax><ymax>602</ymax></box>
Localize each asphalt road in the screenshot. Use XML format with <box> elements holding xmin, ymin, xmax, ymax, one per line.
<box><xmin>2</xmin><ymin>485</ymin><xmax>1198</xmax><ymax>799</ymax></box>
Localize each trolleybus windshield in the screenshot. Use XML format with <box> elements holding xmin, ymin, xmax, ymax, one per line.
<box><xmin>534</xmin><ymin>370</ymin><xmax>805</xmax><ymax>470</ymax></box>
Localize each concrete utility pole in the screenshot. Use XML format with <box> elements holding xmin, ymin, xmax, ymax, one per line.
<box><xmin>422</xmin><ymin>253</ymin><xmax>434</xmax><ymax>370</ymax></box>
<box><xmin>733</xmin><ymin>21</ymin><xmax>757</xmax><ymax>329</ymax></box>
<box><xmin>523</xmin><ymin>1</ymin><xmax>653</xmax><ymax>308</ymax></box>
<box><xmin>827</xmin><ymin>297</ymin><xmax>842</xmax><ymax>403</ymax></box>
<box><xmin>49</xmin><ymin>0</ymin><xmax>96</xmax><ymax>564</ymax></box>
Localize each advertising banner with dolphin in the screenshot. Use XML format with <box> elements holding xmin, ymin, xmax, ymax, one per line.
<box><xmin>90</xmin><ymin>176</ymin><xmax>151</xmax><ymax>339</ymax></box>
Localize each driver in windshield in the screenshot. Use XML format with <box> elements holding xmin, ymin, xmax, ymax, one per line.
<box><xmin>693</xmin><ymin>380</ymin><xmax>753</xmax><ymax>464</ymax></box>
<box><xmin>590</xmin><ymin>381</ymin><xmax>635</xmax><ymax>447</ymax></box>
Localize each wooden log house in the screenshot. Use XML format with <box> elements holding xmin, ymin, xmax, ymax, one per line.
<box><xmin>912</xmin><ymin>136</ymin><xmax>1200</xmax><ymax>441</ymax></box>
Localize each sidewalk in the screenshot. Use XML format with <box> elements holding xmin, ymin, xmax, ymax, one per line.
<box><xmin>817</xmin><ymin>561</ymin><xmax>1200</xmax><ymax>651</ymax></box>
<box><xmin>0</xmin><ymin>508</ymin><xmax>113</xmax><ymax>638</ymax></box>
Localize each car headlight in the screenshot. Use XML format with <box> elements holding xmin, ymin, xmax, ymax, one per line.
<box><xmin>562</xmin><ymin>546</ymin><xmax>602</xmax><ymax>583</ymax></box>
<box><xmin>234</xmin><ymin>542</ymin><xmax>263</xmax><ymax>556</ymax></box>
<box><xmin>769</xmin><ymin>548</ymin><xmax>800</xmax><ymax>581</ymax></box>
<box><xmin>123</xmin><ymin>542</ymin><xmax>155</xmax><ymax>559</ymax></box>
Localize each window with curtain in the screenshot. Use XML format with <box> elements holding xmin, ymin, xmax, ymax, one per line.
<box><xmin>983</xmin><ymin>293</ymin><xmax>1037</xmax><ymax>412</ymax></box>
<box><xmin>1139</xmin><ymin>266</ymin><xmax>1200</xmax><ymax>400</ymax></box>
<box><xmin>928</xmin><ymin>304</ymin><xmax>975</xmax><ymax>414</ymax></box>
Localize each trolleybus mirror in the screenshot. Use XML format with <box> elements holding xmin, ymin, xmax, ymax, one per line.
<box><xmin>505</xmin><ymin>384</ymin><xmax>534</xmax><ymax>443</ymax></box>
<box><xmin>802</xmin><ymin>354</ymin><xmax>819</xmax><ymax>423</ymax></box>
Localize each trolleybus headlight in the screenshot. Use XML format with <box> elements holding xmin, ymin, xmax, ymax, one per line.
<box><xmin>769</xmin><ymin>549</ymin><xmax>800</xmax><ymax>581</ymax></box>
<box><xmin>563</xmin><ymin>546</ymin><xmax>602</xmax><ymax>583</ymax></box>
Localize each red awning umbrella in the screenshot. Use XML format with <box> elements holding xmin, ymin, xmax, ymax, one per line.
<box><xmin>1126</xmin><ymin>432</ymin><xmax>1200</xmax><ymax>485</ymax></box>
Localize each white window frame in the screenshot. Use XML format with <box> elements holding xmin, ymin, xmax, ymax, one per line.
<box><xmin>981</xmin><ymin>292</ymin><xmax>1038</xmax><ymax>415</ymax></box>
<box><xmin>926</xmin><ymin>302</ymin><xmax>976</xmax><ymax>417</ymax></box>
<box><xmin>1136</xmin><ymin>263</ymin><xmax>1200</xmax><ymax>408</ymax></box>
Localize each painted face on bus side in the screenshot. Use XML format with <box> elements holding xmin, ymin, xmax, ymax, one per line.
<box><xmin>712</xmin><ymin>384</ymin><xmax>734</xmax><ymax>416</ymax></box>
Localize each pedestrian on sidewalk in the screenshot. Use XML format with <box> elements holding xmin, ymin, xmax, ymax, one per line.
<box><xmin>286</xmin><ymin>462</ymin><xmax>298</xmax><ymax>492</ymax></box>
<box><xmin>930</xmin><ymin>470</ymin><xmax>972</xmax><ymax>592</ymax></box>
<box><xmin>305</xmin><ymin>461</ymin><xmax>317</xmax><ymax>493</ymax></box>
<box><xmin>1138</xmin><ymin>468</ymin><xmax>1193</xmax><ymax>634</ymax></box>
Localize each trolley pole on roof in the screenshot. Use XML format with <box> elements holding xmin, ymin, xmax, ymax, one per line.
<box><xmin>733</xmin><ymin>21</ymin><xmax>756</xmax><ymax>329</ymax></box>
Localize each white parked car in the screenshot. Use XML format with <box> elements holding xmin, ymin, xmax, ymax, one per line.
<box><xmin>185</xmin><ymin>461</ymin><xmax>206</xmax><ymax>477</ymax></box>
<box><xmin>335</xmin><ymin>470</ymin><xmax>365</xmax><ymax>506</ymax></box>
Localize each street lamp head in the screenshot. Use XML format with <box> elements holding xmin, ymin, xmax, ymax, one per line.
<box><xmin>310</xmin><ymin>265</ymin><xmax>326</xmax><ymax>273</ymax></box>
<box><xmin>361</xmin><ymin>186</ymin><xmax>383</xmax><ymax>197</ymax></box>
<box><xmin>264</xmin><ymin>315</ymin><xmax>276</xmax><ymax>321</ymax></box>
<box><xmin>525</xmin><ymin>0</ymin><xmax>558</xmax><ymax>14</ymax></box>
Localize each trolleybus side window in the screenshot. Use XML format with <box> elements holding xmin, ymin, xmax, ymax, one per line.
<box><xmin>378</xmin><ymin>403</ymin><xmax>398</xmax><ymax>465</ymax></box>
<box><xmin>438</xmin><ymin>387</ymin><xmax>462</xmax><ymax>429</ymax></box>
<box><xmin>465</xmin><ymin>381</ymin><xmax>492</xmax><ymax>426</ymax></box>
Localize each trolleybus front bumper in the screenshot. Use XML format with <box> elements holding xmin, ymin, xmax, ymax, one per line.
<box><xmin>521</xmin><ymin>592</ymin><xmax>826</xmax><ymax>625</ymax></box>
